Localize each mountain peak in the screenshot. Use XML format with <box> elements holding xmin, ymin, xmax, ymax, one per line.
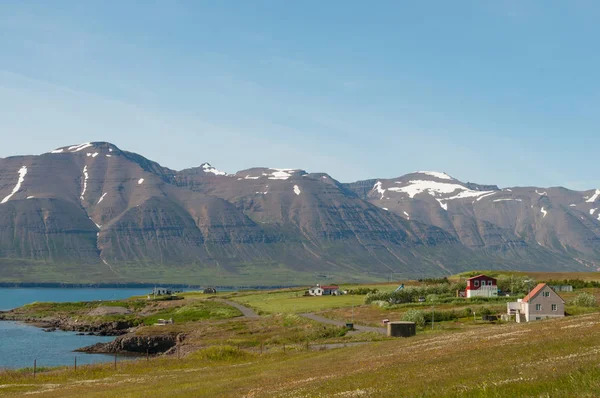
<box><xmin>200</xmin><ymin>162</ymin><xmax>228</xmax><ymax>176</ymax></box>
<box><xmin>48</xmin><ymin>142</ymin><xmax>120</xmax><ymax>155</ymax></box>
<box><xmin>412</xmin><ymin>171</ymin><xmax>454</xmax><ymax>180</ymax></box>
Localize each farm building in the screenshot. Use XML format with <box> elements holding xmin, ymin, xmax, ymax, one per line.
<box><xmin>203</xmin><ymin>287</ymin><xmax>217</xmax><ymax>294</ymax></box>
<box><xmin>465</xmin><ymin>274</ymin><xmax>498</xmax><ymax>298</ymax></box>
<box><xmin>507</xmin><ymin>283</ymin><xmax>565</xmax><ymax>322</ymax></box>
<box><xmin>308</xmin><ymin>285</ymin><xmax>340</xmax><ymax>296</ymax></box>
<box><xmin>152</xmin><ymin>287</ymin><xmax>172</xmax><ymax>296</ymax></box>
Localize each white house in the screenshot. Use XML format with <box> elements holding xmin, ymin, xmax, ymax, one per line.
<box><xmin>308</xmin><ymin>285</ymin><xmax>340</xmax><ymax>296</ymax></box>
<box><xmin>507</xmin><ymin>283</ymin><xmax>565</xmax><ymax>322</ymax></box>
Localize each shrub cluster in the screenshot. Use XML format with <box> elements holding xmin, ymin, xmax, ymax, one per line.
<box><xmin>545</xmin><ymin>279</ymin><xmax>600</xmax><ymax>289</ymax></box>
<box><xmin>365</xmin><ymin>284</ymin><xmax>459</xmax><ymax>305</ymax></box>
<box><xmin>418</xmin><ymin>277</ymin><xmax>450</xmax><ymax>284</ymax></box>
<box><xmin>346</xmin><ymin>288</ymin><xmax>379</xmax><ymax>295</ymax></box>
<box><xmin>571</xmin><ymin>292</ymin><xmax>598</xmax><ymax>307</ymax></box>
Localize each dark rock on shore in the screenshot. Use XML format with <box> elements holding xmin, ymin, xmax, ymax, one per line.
<box><xmin>77</xmin><ymin>334</ymin><xmax>181</xmax><ymax>354</ymax></box>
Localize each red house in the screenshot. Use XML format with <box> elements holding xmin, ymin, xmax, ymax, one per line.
<box><xmin>466</xmin><ymin>274</ymin><xmax>498</xmax><ymax>298</ymax></box>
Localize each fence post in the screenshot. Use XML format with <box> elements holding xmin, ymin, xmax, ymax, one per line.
<box><xmin>306</xmin><ymin>341</ymin><xmax>309</xmax><ymax>351</ymax></box>
<box><xmin>74</xmin><ymin>357</ymin><xmax>77</xmax><ymax>371</ymax></box>
<box><xmin>146</xmin><ymin>349</ymin><xmax>149</xmax><ymax>361</ymax></box>
<box><xmin>283</xmin><ymin>344</ymin><xmax>286</xmax><ymax>353</ymax></box>
<box><xmin>114</xmin><ymin>353</ymin><xmax>117</xmax><ymax>370</ymax></box>
<box><xmin>33</xmin><ymin>359</ymin><xmax>36</xmax><ymax>379</ymax></box>
<box><xmin>260</xmin><ymin>343</ymin><xmax>263</xmax><ymax>354</ymax></box>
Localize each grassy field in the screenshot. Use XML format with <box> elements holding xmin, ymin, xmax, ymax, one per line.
<box><xmin>5</xmin><ymin>294</ymin><xmax>242</xmax><ymax>327</ymax></box>
<box><xmin>227</xmin><ymin>283</ymin><xmax>404</xmax><ymax>314</ymax></box>
<box><xmin>1</xmin><ymin>313</ymin><xmax>599</xmax><ymax>397</ymax></box>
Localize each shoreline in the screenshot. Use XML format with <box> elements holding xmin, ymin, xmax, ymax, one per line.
<box><xmin>0</xmin><ymin>282</ymin><xmax>298</xmax><ymax>289</ymax></box>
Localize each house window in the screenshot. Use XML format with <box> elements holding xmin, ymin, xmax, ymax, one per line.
<box><xmin>536</xmin><ymin>304</ymin><xmax>542</xmax><ymax>311</ymax></box>
<box><xmin>543</xmin><ymin>291</ymin><xmax>550</xmax><ymax>297</ymax></box>
<box><xmin>474</xmin><ymin>280</ymin><xmax>479</xmax><ymax>287</ymax></box>
<box><xmin>552</xmin><ymin>304</ymin><xmax>557</xmax><ymax>311</ymax></box>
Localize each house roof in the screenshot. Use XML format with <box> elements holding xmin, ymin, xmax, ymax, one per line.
<box><xmin>321</xmin><ymin>285</ymin><xmax>339</xmax><ymax>289</ymax></box>
<box><xmin>466</xmin><ymin>274</ymin><xmax>496</xmax><ymax>280</ymax></box>
<box><xmin>522</xmin><ymin>283</ymin><xmax>565</xmax><ymax>303</ymax></box>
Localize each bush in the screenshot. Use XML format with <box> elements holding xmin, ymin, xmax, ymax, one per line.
<box><xmin>426</xmin><ymin>294</ymin><xmax>440</xmax><ymax>303</ymax></box>
<box><xmin>347</xmin><ymin>288</ymin><xmax>379</xmax><ymax>295</ymax></box>
<box><xmin>571</xmin><ymin>292</ymin><xmax>597</xmax><ymax>307</ymax></box>
<box><xmin>479</xmin><ymin>307</ymin><xmax>492</xmax><ymax>317</ymax></box>
<box><xmin>401</xmin><ymin>309</ymin><xmax>426</xmax><ymax>328</ymax></box>
<box><xmin>365</xmin><ymin>284</ymin><xmax>460</xmax><ymax>305</ymax></box>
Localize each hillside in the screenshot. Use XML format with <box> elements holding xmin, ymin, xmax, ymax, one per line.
<box><xmin>1</xmin><ymin>143</ymin><xmax>599</xmax><ymax>284</ymax></box>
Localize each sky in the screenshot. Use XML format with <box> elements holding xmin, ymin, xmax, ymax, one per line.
<box><xmin>1</xmin><ymin>1</ymin><xmax>599</xmax><ymax>190</ymax></box>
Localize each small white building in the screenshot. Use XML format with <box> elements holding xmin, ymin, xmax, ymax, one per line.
<box><xmin>308</xmin><ymin>285</ymin><xmax>340</xmax><ymax>296</ymax></box>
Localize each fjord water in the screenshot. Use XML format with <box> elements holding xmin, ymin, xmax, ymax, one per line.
<box><xmin>0</xmin><ymin>287</ymin><xmax>151</xmax><ymax>311</ymax></box>
<box><xmin>0</xmin><ymin>288</ymin><xmax>150</xmax><ymax>369</ymax></box>
<box><xmin>0</xmin><ymin>321</ymin><xmax>115</xmax><ymax>369</ymax></box>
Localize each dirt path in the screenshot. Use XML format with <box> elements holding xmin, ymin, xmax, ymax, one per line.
<box><xmin>300</xmin><ymin>313</ymin><xmax>387</xmax><ymax>335</ymax></box>
<box><xmin>216</xmin><ymin>299</ymin><xmax>259</xmax><ymax>318</ymax></box>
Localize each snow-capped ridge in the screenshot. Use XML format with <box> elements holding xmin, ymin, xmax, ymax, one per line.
<box><xmin>48</xmin><ymin>142</ymin><xmax>120</xmax><ymax>155</ymax></box>
<box><xmin>413</xmin><ymin>171</ymin><xmax>453</xmax><ymax>180</ymax></box>
<box><xmin>201</xmin><ymin>163</ymin><xmax>227</xmax><ymax>176</ymax></box>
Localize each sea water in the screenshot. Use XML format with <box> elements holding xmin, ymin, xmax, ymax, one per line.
<box><xmin>0</xmin><ymin>288</ymin><xmax>150</xmax><ymax>369</ymax></box>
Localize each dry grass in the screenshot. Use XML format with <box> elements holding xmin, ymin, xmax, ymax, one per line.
<box><xmin>1</xmin><ymin>313</ymin><xmax>599</xmax><ymax>397</ymax></box>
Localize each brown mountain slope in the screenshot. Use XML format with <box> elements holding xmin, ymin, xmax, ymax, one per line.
<box><xmin>0</xmin><ymin>144</ymin><xmax>599</xmax><ymax>284</ymax></box>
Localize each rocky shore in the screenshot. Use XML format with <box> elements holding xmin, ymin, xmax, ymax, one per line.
<box><xmin>0</xmin><ymin>310</ymin><xmax>184</xmax><ymax>355</ymax></box>
<box><xmin>0</xmin><ymin>312</ymin><xmax>134</xmax><ymax>336</ymax></box>
<box><xmin>76</xmin><ymin>334</ymin><xmax>184</xmax><ymax>354</ymax></box>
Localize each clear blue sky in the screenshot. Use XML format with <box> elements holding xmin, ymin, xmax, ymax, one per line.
<box><xmin>1</xmin><ymin>1</ymin><xmax>599</xmax><ymax>189</ymax></box>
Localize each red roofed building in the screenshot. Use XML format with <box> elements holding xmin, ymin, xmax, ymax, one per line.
<box><xmin>507</xmin><ymin>283</ymin><xmax>565</xmax><ymax>322</ymax></box>
<box><xmin>465</xmin><ymin>274</ymin><xmax>498</xmax><ymax>298</ymax></box>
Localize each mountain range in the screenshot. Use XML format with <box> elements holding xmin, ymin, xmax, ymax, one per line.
<box><xmin>1</xmin><ymin>142</ymin><xmax>599</xmax><ymax>284</ymax></box>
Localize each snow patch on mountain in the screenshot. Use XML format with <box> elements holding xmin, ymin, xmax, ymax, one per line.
<box><xmin>98</xmin><ymin>192</ymin><xmax>107</xmax><ymax>204</ymax></box>
<box><xmin>541</xmin><ymin>207</ymin><xmax>547</xmax><ymax>218</ymax></box>
<box><xmin>268</xmin><ymin>169</ymin><xmax>295</xmax><ymax>180</ymax></box>
<box><xmin>50</xmin><ymin>148</ymin><xmax>64</xmax><ymax>154</ymax></box>
<box><xmin>80</xmin><ymin>166</ymin><xmax>89</xmax><ymax>200</ymax></box>
<box><xmin>244</xmin><ymin>175</ymin><xmax>260</xmax><ymax>180</ymax></box>
<box><xmin>586</xmin><ymin>189</ymin><xmax>600</xmax><ymax>203</ymax></box>
<box><xmin>536</xmin><ymin>190</ymin><xmax>547</xmax><ymax>196</ymax></box>
<box><xmin>590</xmin><ymin>208</ymin><xmax>597</xmax><ymax>215</ymax></box>
<box><xmin>1</xmin><ymin>166</ymin><xmax>28</xmax><ymax>204</ymax></box>
<box><xmin>475</xmin><ymin>192</ymin><xmax>497</xmax><ymax>201</ymax></box>
<box><xmin>493</xmin><ymin>198</ymin><xmax>523</xmax><ymax>202</ymax></box>
<box><xmin>570</xmin><ymin>204</ymin><xmax>576</xmax><ymax>207</ymax></box>
<box><xmin>138</xmin><ymin>178</ymin><xmax>144</xmax><ymax>185</ymax></box>
<box><xmin>389</xmin><ymin>180</ymin><xmax>494</xmax><ymax>204</ymax></box>
<box><xmin>293</xmin><ymin>185</ymin><xmax>301</xmax><ymax>195</ymax></box>
<box><xmin>415</xmin><ymin>171</ymin><xmax>453</xmax><ymax>180</ymax></box>
<box><xmin>202</xmin><ymin>163</ymin><xmax>227</xmax><ymax>176</ymax></box>
<box><xmin>27</xmin><ymin>196</ymin><xmax>35</xmax><ymax>199</ymax></box>
<box><xmin>372</xmin><ymin>181</ymin><xmax>386</xmax><ymax>199</ymax></box>
<box><xmin>436</xmin><ymin>199</ymin><xmax>448</xmax><ymax>211</ymax></box>
<box><xmin>69</xmin><ymin>143</ymin><xmax>93</xmax><ymax>152</ymax></box>
<box><xmin>403</xmin><ymin>211</ymin><xmax>410</xmax><ymax>219</ymax></box>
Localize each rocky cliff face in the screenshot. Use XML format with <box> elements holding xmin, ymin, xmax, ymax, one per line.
<box><xmin>1</xmin><ymin>143</ymin><xmax>599</xmax><ymax>283</ymax></box>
